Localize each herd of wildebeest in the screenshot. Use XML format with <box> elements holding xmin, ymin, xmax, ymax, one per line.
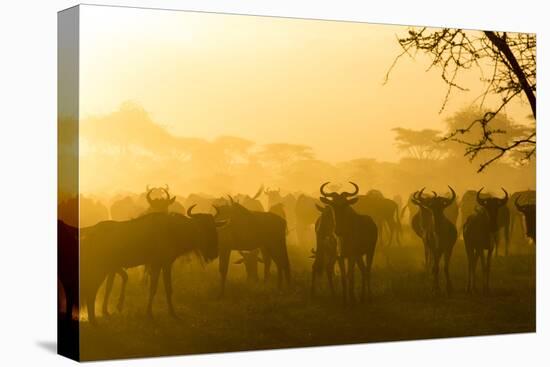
<box><xmin>58</xmin><ymin>183</ymin><xmax>536</xmax><ymax>324</ymax></box>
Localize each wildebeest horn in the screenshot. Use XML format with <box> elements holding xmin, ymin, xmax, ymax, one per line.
<box><xmin>414</xmin><ymin>187</ymin><xmax>426</xmax><ymax>201</ymax></box>
<box><xmin>187</xmin><ymin>204</ymin><xmax>197</xmax><ymax>217</ymax></box>
<box><xmin>320</xmin><ymin>182</ymin><xmax>338</xmax><ymax>198</ymax></box>
<box><xmin>227</xmin><ymin>195</ymin><xmax>235</xmax><ymax>205</ymax></box>
<box><xmin>161</xmin><ymin>188</ymin><xmax>171</xmax><ymax>200</ymax></box>
<box><xmin>146</xmin><ymin>185</ymin><xmax>154</xmax><ymax>204</ymax></box>
<box><xmin>447</xmin><ymin>186</ymin><xmax>456</xmax><ymax>204</ymax></box>
<box><xmin>341</xmin><ymin>181</ymin><xmax>359</xmax><ymax>197</ymax></box>
<box><xmin>252</xmin><ymin>185</ymin><xmax>264</xmax><ymax>200</ymax></box>
<box><xmin>476</xmin><ymin>187</ymin><xmax>485</xmax><ymax>205</ymax></box>
<box><xmin>500</xmin><ymin>188</ymin><xmax>509</xmax><ymax>204</ymax></box>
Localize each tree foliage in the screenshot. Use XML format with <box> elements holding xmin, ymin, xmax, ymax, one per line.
<box><xmin>392</xmin><ymin>127</ymin><xmax>447</xmax><ymax>160</ymax></box>
<box><xmin>386</xmin><ymin>28</ymin><xmax>536</xmax><ymax>171</ymax></box>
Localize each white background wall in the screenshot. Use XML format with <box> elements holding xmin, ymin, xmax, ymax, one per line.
<box><xmin>0</xmin><ymin>0</ymin><xmax>547</xmax><ymax>366</ymax></box>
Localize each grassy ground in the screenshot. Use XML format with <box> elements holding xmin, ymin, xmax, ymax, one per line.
<box><xmin>78</xmin><ymin>232</ymin><xmax>535</xmax><ymax>361</ymax></box>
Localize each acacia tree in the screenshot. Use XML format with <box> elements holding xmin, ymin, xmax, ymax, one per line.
<box><xmin>386</xmin><ymin>28</ymin><xmax>536</xmax><ymax>171</ymax></box>
<box><xmin>392</xmin><ymin>127</ymin><xmax>448</xmax><ymax>160</ymax></box>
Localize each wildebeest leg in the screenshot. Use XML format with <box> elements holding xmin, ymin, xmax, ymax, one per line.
<box><xmin>471</xmin><ymin>252</ymin><xmax>479</xmax><ymax>293</ymax></box>
<box><xmin>386</xmin><ymin>220</ymin><xmax>394</xmax><ymax>247</ymax></box>
<box><xmin>479</xmin><ymin>250</ymin><xmax>487</xmax><ymax>294</ymax></box>
<box><xmin>444</xmin><ymin>249</ymin><xmax>453</xmax><ymax>295</ymax></box>
<box><xmin>86</xmin><ymin>296</ymin><xmax>96</xmax><ymax>325</ymax></box>
<box><xmin>326</xmin><ymin>260</ymin><xmax>336</xmax><ymax>297</ymax></box>
<box><xmin>262</xmin><ymin>249</ymin><xmax>272</xmax><ymax>282</ymax></box>
<box><xmin>466</xmin><ymin>248</ymin><xmax>474</xmax><ymax>293</ymax></box>
<box><xmin>347</xmin><ymin>257</ymin><xmax>356</xmax><ymax>304</ymax></box>
<box><xmin>102</xmin><ymin>272</ymin><xmax>115</xmax><ymax>317</ymax></box>
<box><xmin>356</xmin><ymin>256</ymin><xmax>366</xmax><ymax>303</ymax></box>
<box><xmin>141</xmin><ymin>264</ymin><xmax>150</xmax><ymax>287</ymax></box>
<box><xmin>146</xmin><ymin>266</ymin><xmax>161</xmax><ymax>318</ymax></box>
<box><xmin>504</xmin><ymin>223</ymin><xmax>510</xmax><ymax>256</ymax></box>
<box><xmin>494</xmin><ymin>232</ymin><xmax>500</xmax><ymax>257</ymax></box>
<box><xmin>162</xmin><ymin>264</ymin><xmax>177</xmax><ymax>318</ymax></box>
<box><xmin>423</xmin><ymin>239</ymin><xmax>430</xmax><ymax>273</ymax></box>
<box><xmin>432</xmin><ymin>252</ymin><xmax>441</xmax><ymax>294</ymax></box>
<box><xmin>116</xmin><ymin>269</ymin><xmax>128</xmax><ymax>312</ymax></box>
<box><xmin>277</xmin><ymin>261</ymin><xmax>283</xmax><ymax>290</ymax></box>
<box><xmin>486</xmin><ymin>248</ymin><xmax>493</xmax><ymax>294</ymax></box>
<box><xmin>311</xmin><ymin>264</ymin><xmax>318</xmax><ymax>297</ymax></box>
<box><xmin>218</xmin><ymin>248</ymin><xmax>231</xmax><ymax>297</ymax></box>
<box><xmin>337</xmin><ymin>257</ymin><xmax>347</xmax><ymax>304</ymax></box>
<box><xmin>365</xmin><ymin>247</ymin><xmax>375</xmax><ymax>300</ymax></box>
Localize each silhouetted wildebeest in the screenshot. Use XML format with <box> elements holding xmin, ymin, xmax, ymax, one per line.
<box><xmin>214</xmin><ymin>198</ymin><xmax>290</xmax><ymax>296</ymax></box>
<box><xmin>144</xmin><ymin>185</ymin><xmax>176</xmax><ymax>213</ymax></box>
<box><xmin>264</xmin><ymin>188</ymin><xmax>296</xmax><ymax>226</ymax></box>
<box><xmin>461</xmin><ymin>189</ymin><xmax>510</xmax><ymax>256</ymax></box>
<box><xmin>58</xmin><ymin>220</ymin><xmax>129</xmax><ymax>319</ymax></box>
<box><xmin>320</xmin><ymin>182</ymin><xmax>378</xmax><ymax>304</ymax></box>
<box><xmin>235</xmin><ymin>185</ymin><xmax>265</xmax><ymax>212</ymax></box>
<box><xmin>353</xmin><ymin>190</ymin><xmax>401</xmax><ymax>246</ymax></box>
<box><xmin>311</xmin><ymin>204</ymin><xmax>338</xmax><ymax>297</ymax></box>
<box><xmin>515</xmin><ymin>194</ymin><xmax>536</xmax><ymax>244</ymax></box>
<box><xmin>413</xmin><ymin>187</ymin><xmax>458</xmax><ymax>294</ymax></box>
<box><xmin>409</xmin><ymin>189</ymin><xmax>436</xmax><ymax>272</ymax></box>
<box><xmin>402</xmin><ymin>191</ymin><xmax>458</xmax><ymax>228</ymax></box>
<box><xmin>463</xmin><ymin>188</ymin><xmax>509</xmax><ymax>293</ymax></box>
<box><xmin>295</xmin><ymin>194</ymin><xmax>320</xmax><ymax>247</ymax></box>
<box><xmin>233</xmin><ymin>249</ymin><xmax>263</xmax><ymax>282</ymax></box>
<box><xmin>58</xmin><ymin>220</ymin><xmax>79</xmax><ymax>321</ymax></box>
<box><xmin>509</xmin><ymin>190</ymin><xmax>536</xmax><ymax>242</ymax></box>
<box><xmin>80</xmin><ymin>208</ymin><xmax>226</xmax><ymax>323</ymax></box>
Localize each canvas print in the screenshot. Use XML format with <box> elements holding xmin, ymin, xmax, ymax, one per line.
<box><xmin>58</xmin><ymin>4</ymin><xmax>536</xmax><ymax>361</ymax></box>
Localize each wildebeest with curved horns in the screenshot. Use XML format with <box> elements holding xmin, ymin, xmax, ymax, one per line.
<box><xmin>509</xmin><ymin>189</ymin><xmax>536</xmax><ymax>242</ymax></box>
<box><xmin>413</xmin><ymin>187</ymin><xmax>458</xmax><ymax>294</ymax></box>
<box><xmin>319</xmin><ymin>182</ymin><xmax>378</xmax><ymax>304</ymax></box>
<box><xmin>310</xmin><ymin>204</ymin><xmax>338</xmax><ymax>297</ymax></box>
<box><xmin>461</xmin><ymin>189</ymin><xmax>510</xmax><ymax>256</ymax></box>
<box><xmin>409</xmin><ymin>189</ymin><xmax>436</xmax><ymax>273</ymax></box>
<box><xmin>214</xmin><ymin>197</ymin><xmax>290</xmax><ymax>296</ymax></box>
<box><xmin>80</xmin><ymin>207</ymin><xmax>226</xmax><ymax>323</ymax></box>
<box><xmin>463</xmin><ymin>188</ymin><xmax>508</xmax><ymax>293</ymax></box>
<box><xmin>515</xmin><ymin>195</ymin><xmax>536</xmax><ymax>243</ymax></box>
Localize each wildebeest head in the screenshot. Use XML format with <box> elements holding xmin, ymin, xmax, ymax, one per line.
<box><xmin>186</xmin><ymin>204</ymin><xmax>228</xmax><ymax>262</ymax></box>
<box><xmin>233</xmin><ymin>249</ymin><xmax>263</xmax><ymax>282</ymax></box>
<box><xmin>414</xmin><ymin>186</ymin><xmax>456</xmax><ymax>217</ymax></box>
<box><xmin>264</xmin><ymin>187</ymin><xmax>282</xmax><ymax>206</ymax></box>
<box><xmin>319</xmin><ymin>181</ymin><xmax>360</xmax><ymax>236</ymax></box>
<box><xmin>146</xmin><ymin>185</ymin><xmax>176</xmax><ymax>213</ymax></box>
<box><xmin>476</xmin><ymin>187</ymin><xmax>508</xmax><ymax>232</ymax></box>
<box><xmin>515</xmin><ymin>194</ymin><xmax>536</xmax><ymax>241</ymax></box>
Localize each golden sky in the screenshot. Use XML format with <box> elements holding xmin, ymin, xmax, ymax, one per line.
<box><xmin>79</xmin><ymin>5</ymin><xmax>532</xmax><ymax>163</ymax></box>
